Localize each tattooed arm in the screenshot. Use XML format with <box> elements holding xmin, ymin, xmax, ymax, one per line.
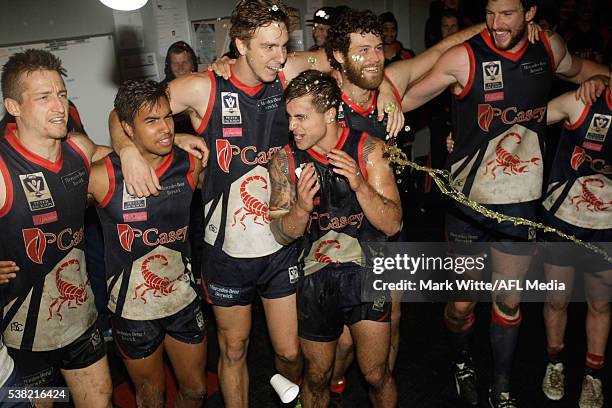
<box><xmin>268</xmin><ymin>149</ymin><xmax>319</xmax><ymax>245</ymax></box>
<box><xmin>327</xmin><ymin>136</ymin><xmax>402</xmax><ymax>236</ymax></box>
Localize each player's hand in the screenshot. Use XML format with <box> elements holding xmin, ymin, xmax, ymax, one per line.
<box><xmin>446</xmin><ymin>133</ymin><xmax>455</xmax><ymax>153</ymax></box>
<box><xmin>527</xmin><ymin>21</ymin><xmax>542</xmax><ymax>44</ymax></box>
<box><xmin>327</xmin><ymin>149</ymin><xmax>365</xmax><ymax>192</ymax></box>
<box><xmin>295</xmin><ymin>163</ymin><xmax>320</xmax><ymax>214</ymax></box>
<box><xmin>575</xmin><ymin>75</ymin><xmax>607</xmax><ymax>105</ymax></box>
<box><xmin>174</xmin><ymin>133</ymin><xmax>209</xmax><ymax>167</ymax></box>
<box><xmin>377</xmin><ymin>82</ymin><xmax>404</xmax><ymax>137</ymax></box>
<box><xmin>0</xmin><ymin>261</ymin><xmax>19</xmax><ymax>284</ymax></box>
<box><xmin>119</xmin><ymin>146</ymin><xmax>161</xmax><ymax>197</ymax></box>
<box><xmin>207</xmin><ymin>56</ymin><xmax>235</xmax><ymax>80</ymax></box>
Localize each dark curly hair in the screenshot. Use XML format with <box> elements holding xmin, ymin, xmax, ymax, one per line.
<box><xmin>114</xmin><ymin>80</ymin><xmax>168</xmax><ymax>127</ymax></box>
<box><xmin>230</xmin><ymin>0</ymin><xmax>289</xmax><ymax>48</ymax></box>
<box><xmin>325</xmin><ymin>8</ymin><xmax>383</xmax><ymax>71</ymax></box>
<box><xmin>284</xmin><ymin>69</ymin><xmax>340</xmax><ymax>113</ymax></box>
<box><xmin>1</xmin><ymin>49</ymin><xmax>66</xmax><ymax>102</ymax></box>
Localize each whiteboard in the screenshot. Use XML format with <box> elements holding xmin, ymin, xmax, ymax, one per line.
<box><xmin>0</xmin><ymin>35</ymin><xmax>118</xmax><ymax>145</ymax></box>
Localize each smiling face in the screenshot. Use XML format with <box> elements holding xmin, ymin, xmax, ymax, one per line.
<box><xmin>169</xmin><ymin>51</ymin><xmax>193</xmax><ymax>78</ymax></box>
<box><xmin>237</xmin><ymin>22</ymin><xmax>289</xmax><ymax>84</ymax></box>
<box><xmin>340</xmin><ymin>32</ymin><xmax>384</xmax><ymax>90</ymax></box>
<box><xmin>5</xmin><ymin>69</ymin><xmax>68</xmax><ymax>140</ymax></box>
<box><xmin>486</xmin><ymin>0</ymin><xmax>535</xmax><ymax>52</ymax></box>
<box><xmin>126</xmin><ymin>97</ymin><xmax>175</xmax><ymax>158</ymax></box>
<box><xmin>382</xmin><ymin>22</ymin><xmax>397</xmax><ymax>45</ymax></box>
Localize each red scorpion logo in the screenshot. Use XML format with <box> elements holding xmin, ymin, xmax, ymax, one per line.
<box><xmin>314</xmin><ymin>240</ymin><xmax>341</xmax><ymax>263</ymax></box>
<box><xmin>133</xmin><ymin>254</ymin><xmax>182</xmax><ymax>303</ymax></box>
<box><xmin>232</xmin><ymin>175</ymin><xmax>270</xmax><ymax>229</ymax></box>
<box><xmin>48</xmin><ymin>259</ymin><xmax>88</xmax><ymax>321</ymax></box>
<box><xmin>483</xmin><ymin>132</ymin><xmax>540</xmax><ymax>179</ymax></box>
<box><xmin>571</xmin><ymin>178</ymin><xmax>612</xmax><ymax>212</ymax></box>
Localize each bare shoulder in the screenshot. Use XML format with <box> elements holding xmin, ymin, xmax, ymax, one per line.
<box><xmin>168</xmin><ymin>72</ymin><xmax>212</xmax><ymax>110</ymax></box>
<box><xmin>67</xmin><ymin>131</ymin><xmax>95</xmax><ymax>158</ymax></box>
<box><xmin>362</xmin><ymin>136</ymin><xmax>388</xmax><ymax>166</ymax></box>
<box><xmin>88</xmin><ymin>157</ymin><xmax>110</xmax><ymax>203</ymax></box>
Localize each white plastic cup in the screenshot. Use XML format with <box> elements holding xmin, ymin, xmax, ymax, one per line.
<box><xmin>270</xmin><ymin>373</ymin><xmax>300</xmax><ymax>403</ymax></box>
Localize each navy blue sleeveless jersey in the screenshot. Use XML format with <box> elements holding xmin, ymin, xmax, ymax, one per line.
<box><xmin>337</xmin><ymin>81</ymin><xmax>402</xmax><ymax>141</ymax></box>
<box><xmin>96</xmin><ymin>148</ymin><xmax>198</xmax><ymax>320</ymax></box>
<box><xmin>0</xmin><ymin>124</ymin><xmax>97</xmax><ymax>351</ymax></box>
<box><xmin>284</xmin><ymin>127</ymin><xmax>387</xmax><ymax>276</ymax></box>
<box><xmin>542</xmin><ymin>87</ymin><xmax>612</xmax><ymax>232</ymax></box>
<box><xmin>450</xmin><ymin>30</ymin><xmax>554</xmax><ymax>208</ymax></box>
<box><xmin>197</xmin><ymin>69</ymin><xmax>289</xmax><ymax>258</ymax></box>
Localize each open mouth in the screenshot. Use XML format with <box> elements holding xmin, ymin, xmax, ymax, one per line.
<box><xmin>362</xmin><ymin>66</ymin><xmax>381</xmax><ymax>75</ymax></box>
<box><xmin>158</xmin><ymin>137</ymin><xmax>172</xmax><ymax>147</ymax></box>
<box><xmin>266</xmin><ymin>65</ymin><xmax>283</xmax><ymax>74</ymax></box>
<box><xmin>493</xmin><ymin>31</ymin><xmax>510</xmax><ymax>43</ymax></box>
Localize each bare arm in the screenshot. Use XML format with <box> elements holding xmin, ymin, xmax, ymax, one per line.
<box><xmin>282</xmin><ymin>49</ymin><xmax>333</xmax><ymax>82</ymax></box>
<box><xmin>327</xmin><ymin>137</ymin><xmax>402</xmax><ymax>236</ymax></box>
<box><xmin>401</xmin><ymin>44</ymin><xmax>469</xmax><ymax>112</ymax></box>
<box><xmin>87</xmin><ymin>158</ymin><xmax>110</xmax><ymax>206</ymax></box>
<box><xmin>268</xmin><ymin>150</ymin><xmax>318</xmax><ymax>245</ymax></box>
<box><xmin>550</xmin><ymin>31</ymin><xmax>608</xmax><ymax>84</ymax></box>
<box><xmin>386</xmin><ymin>23</ymin><xmax>485</xmax><ymax>95</ymax></box>
<box><xmin>0</xmin><ymin>170</ymin><xmax>18</xmax><ymax>284</ymax></box>
<box><xmin>546</xmin><ymin>91</ymin><xmax>574</xmax><ymax>125</ymax></box>
<box><xmin>67</xmin><ymin>132</ymin><xmax>112</xmax><ymax>164</ymax></box>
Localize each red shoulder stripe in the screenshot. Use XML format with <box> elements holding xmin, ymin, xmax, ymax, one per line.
<box><xmin>98</xmin><ymin>156</ymin><xmax>116</xmax><ymax>208</ymax></box>
<box><xmin>196</xmin><ymin>71</ymin><xmax>217</xmax><ymax>135</ymax></box>
<box><xmin>0</xmin><ymin>155</ymin><xmax>14</xmax><ymax>217</ymax></box>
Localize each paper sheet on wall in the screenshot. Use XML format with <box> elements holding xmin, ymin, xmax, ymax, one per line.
<box><xmin>191</xmin><ymin>18</ymin><xmax>231</xmax><ymax>68</ymax></box>
<box><xmin>113</xmin><ymin>10</ymin><xmax>145</xmax><ymax>49</ymax></box>
<box><xmin>120</xmin><ymin>53</ymin><xmax>160</xmax><ymax>81</ymax></box>
<box><xmin>153</xmin><ymin>0</ymin><xmax>191</xmax><ymax>58</ymax></box>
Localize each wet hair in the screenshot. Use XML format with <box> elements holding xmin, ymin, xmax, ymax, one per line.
<box><xmin>230</xmin><ymin>0</ymin><xmax>289</xmax><ymax>48</ymax></box>
<box><xmin>1</xmin><ymin>49</ymin><xmax>66</xmax><ymax>102</ymax></box>
<box><xmin>163</xmin><ymin>41</ymin><xmax>198</xmax><ymax>81</ymax></box>
<box><xmin>284</xmin><ymin>70</ymin><xmax>340</xmax><ymax>113</ymax></box>
<box><xmin>325</xmin><ymin>8</ymin><xmax>383</xmax><ymax>71</ymax></box>
<box><xmin>114</xmin><ymin>80</ymin><xmax>168</xmax><ymax>127</ymax></box>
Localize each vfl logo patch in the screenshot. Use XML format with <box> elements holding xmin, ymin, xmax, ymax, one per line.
<box><xmin>222</xmin><ymin>92</ymin><xmax>242</xmax><ymax>125</ymax></box>
<box><xmin>122</xmin><ymin>182</ymin><xmax>146</xmax><ymax>211</ymax></box>
<box><xmin>288</xmin><ymin>265</ymin><xmax>299</xmax><ymax>284</ymax></box>
<box><xmin>586</xmin><ymin>114</ymin><xmax>611</xmax><ymax>142</ymax></box>
<box><xmin>372</xmin><ymin>295</ymin><xmax>386</xmax><ymax>312</ymax></box>
<box><xmin>19</xmin><ymin>172</ymin><xmax>55</xmax><ymax>211</ymax></box>
<box><xmin>482</xmin><ymin>61</ymin><xmax>503</xmax><ymax>91</ymax></box>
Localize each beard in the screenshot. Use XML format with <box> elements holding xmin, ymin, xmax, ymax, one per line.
<box><xmin>488</xmin><ymin>22</ymin><xmax>527</xmax><ymax>51</ymax></box>
<box><xmin>343</xmin><ymin>56</ymin><xmax>384</xmax><ymax>90</ymax></box>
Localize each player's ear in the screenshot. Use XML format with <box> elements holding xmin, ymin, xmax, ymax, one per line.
<box><xmin>333</xmin><ymin>50</ymin><xmax>346</xmax><ymax>66</ymax></box>
<box><xmin>121</xmin><ymin>121</ymin><xmax>135</xmax><ymax>138</ymax></box>
<box><xmin>325</xmin><ymin>107</ymin><xmax>337</xmax><ymax>124</ymax></box>
<box><xmin>235</xmin><ymin>38</ymin><xmax>248</xmax><ymax>57</ymax></box>
<box><xmin>4</xmin><ymin>98</ymin><xmax>20</xmax><ymax>117</ymax></box>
